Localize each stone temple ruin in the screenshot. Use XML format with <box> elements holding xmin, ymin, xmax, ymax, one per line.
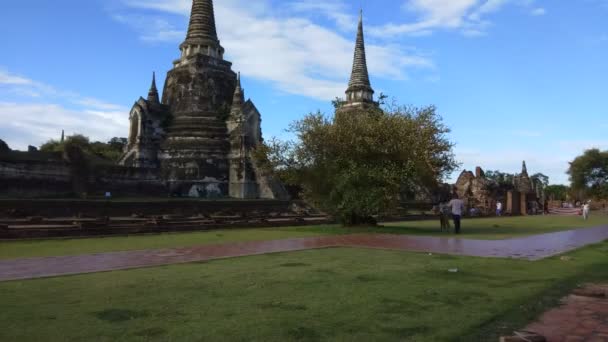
<box><xmin>453</xmin><ymin>161</ymin><xmax>546</xmax><ymax>215</ymax></box>
<box><xmin>118</xmin><ymin>0</ymin><xmax>286</xmax><ymax>199</ymax></box>
<box><xmin>0</xmin><ymin>0</ymin><xmax>378</xmax><ymax>201</ymax></box>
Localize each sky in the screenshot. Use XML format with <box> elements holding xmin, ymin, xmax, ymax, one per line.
<box><xmin>0</xmin><ymin>0</ymin><xmax>607</xmax><ymax>185</ymax></box>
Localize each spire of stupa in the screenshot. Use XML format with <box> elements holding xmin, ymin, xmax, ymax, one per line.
<box><xmin>178</xmin><ymin>0</ymin><xmax>224</xmax><ymax>60</ymax></box>
<box><xmin>231</xmin><ymin>72</ymin><xmax>245</xmax><ymax>117</ymax></box>
<box><xmin>344</xmin><ymin>10</ymin><xmax>375</xmax><ymax>106</ymax></box>
<box><xmin>147</xmin><ymin>72</ymin><xmax>160</xmax><ymax>104</ymax></box>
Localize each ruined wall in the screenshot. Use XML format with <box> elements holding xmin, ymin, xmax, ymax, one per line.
<box><xmin>0</xmin><ymin>149</ymin><xmax>166</xmax><ymax>198</ymax></box>
<box><xmin>0</xmin><ymin>160</ymin><xmax>72</xmax><ymax>197</ymax></box>
<box><xmin>0</xmin><ymin>199</ymin><xmax>293</xmax><ymax>218</ymax></box>
<box><xmin>453</xmin><ymin>167</ymin><xmax>496</xmax><ymax>215</ymax></box>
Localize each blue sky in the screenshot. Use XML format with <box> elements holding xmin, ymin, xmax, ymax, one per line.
<box><xmin>1</xmin><ymin>0</ymin><xmax>607</xmax><ymax>184</ymax></box>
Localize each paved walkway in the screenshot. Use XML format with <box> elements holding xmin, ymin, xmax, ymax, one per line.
<box><xmin>525</xmin><ymin>284</ymin><xmax>608</xmax><ymax>341</ymax></box>
<box><xmin>1</xmin><ymin>225</ymin><xmax>607</xmax><ymax>282</ymax></box>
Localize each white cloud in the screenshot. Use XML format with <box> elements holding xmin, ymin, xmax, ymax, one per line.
<box><xmin>0</xmin><ymin>103</ymin><xmax>127</xmax><ymax>150</ymax></box>
<box><xmin>287</xmin><ymin>0</ymin><xmax>356</xmax><ymax>32</ymax></box>
<box><xmin>0</xmin><ymin>70</ymin><xmax>34</xmax><ymax>86</ymax></box>
<box><xmin>0</xmin><ymin>70</ymin><xmax>128</xmax><ymax>150</ymax></box>
<box><xmin>370</xmin><ymin>0</ymin><xmax>542</xmax><ymax>38</ymax></box>
<box><xmin>113</xmin><ymin>14</ymin><xmax>183</xmax><ymax>42</ymax></box>
<box><xmin>530</xmin><ymin>7</ymin><xmax>546</xmax><ymax>16</ymax></box>
<box><xmin>114</xmin><ymin>0</ymin><xmax>434</xmax><ymax>101</ymax></box>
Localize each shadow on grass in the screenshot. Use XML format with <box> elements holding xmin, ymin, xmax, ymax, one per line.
<box><xmin>287</xmin><ymin>326</ymin><xmax>322</xmax><ymax>341</ymax></box>
<box><xmin>93</xmin><ymin>308</ymin><xmax>149</xmax><ymax>323</ymax></box>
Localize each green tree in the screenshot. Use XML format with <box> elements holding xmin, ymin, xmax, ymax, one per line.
<box><xmin>545</xmin><ymin>184</ymin><xmax>569</xmax><ymax>201</ymax></box>
<box><xmin>39</xmin><ymin>134</ymin><xmax>126</xmax><ymax>162</ymax></box>
<box><xmin>0</xmin><ymin>139</ymin><xmax>10</xmax><ymax>153</ymax></box>
<box><xmin>274</xmin><ymin>105</ymin><xmax>456</xmax><ymax>226</ymax></box>
<box><xmin>568</xmin><ymin>148</ymin><xmax>608</xmax><ymax>199</ymax></box>
<box><xmin>531</xmin><ymin>173</ymin><xmax>549</xmax><ymax>188</ymax></box>
<box><xmin>485</xmin><ymin>170</ymin><xmax>515</xmax><ymax>190</ymax></box>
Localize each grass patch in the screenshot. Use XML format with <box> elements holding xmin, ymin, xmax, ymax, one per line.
<box><xmin>1</xmin><ymin>215</ymin><xmax>606</xmax><ymax>260</ymax></box>
<box><xmin>0</xmin><ymin>226</ymin><xmax>339</xmax><ymax>260</ymax></box>
<box><xmin>1</xmin><ymin>242</ymin><xmax>607</xmax><ymax>341</ymax></box>
<box><xmin>280</xmin><ymin>262</ymin><xmax>311</xmax><ymax>267</ymax></box>
<box><xmin>381</xmin><ymin>215</ymin><xmax>608</xmax><ymax>239</ymax></box>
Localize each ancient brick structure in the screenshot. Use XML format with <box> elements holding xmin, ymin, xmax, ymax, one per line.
<box><xmin>508</xmin><ymin>161</ymin><xmax>544</xmax><ymax>215</ymax></box>
<box><xmin>119</xmin><ymin>0</ymin><xmax>288</xmax><ymax>199</ymax></box>
<box><xmin>453</xmin><ymin>166</ymin><xmax>495</xmax><ymax>215</ymax></box>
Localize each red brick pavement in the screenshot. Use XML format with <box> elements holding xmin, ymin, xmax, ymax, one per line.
<box><xmin>0</xmin><ymin>225</ymin><xmax>607</xmax><ymax>282</ymax></box>
<box><xmin>525</xmin><ymin>285</ymin><xmax>608</xmax><ymax>342</ymax></box>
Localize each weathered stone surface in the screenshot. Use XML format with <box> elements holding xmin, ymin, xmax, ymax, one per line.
<box><xmin>453</xmin><ymin>167</ymin><xmax>494</xmax><ymax>215</ymax></box>
<box><xmin>115</xmin><ymin>0</ymin><xmax>288</xmax><ymax>200</ymax></box>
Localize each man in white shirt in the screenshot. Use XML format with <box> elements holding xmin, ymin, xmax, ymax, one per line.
<box><xmin>496</xmin><ymin>201</ymin><xmax>502</xmax><ymax>216</ymax></box>
<box><xmin>448</xmin><ymin>194</ymin><xmax>465</xmax><ymax>234</ymax></box>
<box><xmin>583</xmin><ymin>201</ymin><xmax>591</xmax><ymax>220</ymax></box>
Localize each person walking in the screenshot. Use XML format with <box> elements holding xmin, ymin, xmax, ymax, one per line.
<box><xmin>439</xmin><ymin>202</ymin><xmax>451</xmax><ymax>232</ymax></box>
<box><xmin>583</xmin><ymin>201</ymin><xmax>591</xmax><ymax>220</ymax></box>
<box><xmin>448</xmin><ymin>194</ymin><xmax>465</xmax><ymax>234</ymax></box>
<box><xmin>496</xmin><ymin>201</ymin><xmax>502</xmax><ymax>217</ymax></box>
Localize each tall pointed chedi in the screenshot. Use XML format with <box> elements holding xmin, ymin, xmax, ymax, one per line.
<box><xmin>341</xmin><ymin>10</ymin><xmax>377</xmax><ymax>110</ymax></box>
<box><xmin>159</xmin><ymin>0</ymin><xmax>236</xmax><ymax>197</ymax></box>
<box><xmin>119</xmin><ymin>0</ymin><xmax>289</xmax><ymax>199</ymax></box>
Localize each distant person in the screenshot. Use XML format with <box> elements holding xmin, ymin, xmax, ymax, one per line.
<box><xmin>439</xmin><ymin>202</ymin><xmax>451</xmax><ymax>232</ymax></box>
<box><xmin>448</xmin><ymin>195</ymin><xmax>465</xmax><ymax>234</ymax></box>
<box><xmin>496</xmin><ymin>201</ymin><xmax>503</xmax><ymax>216</ymax></box>
<box><xmin>583</xmin><ymin>201</ymin><xmax>591</xmax><ymax>220</ymax></box>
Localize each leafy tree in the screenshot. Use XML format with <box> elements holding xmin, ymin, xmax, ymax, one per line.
<box><xmin>0</xmin><ymin>139</ymin><xmax>10</xmax><ymax>153</ymax></box>
<box><xmin>39</xmin><ymin>134</ymin><xmax>126</xmax><ymax>162</ymax></box>
<box><xmin>331</xmin><ymin>97</ymin><xmax>344</xmax><ymax>110</ymax></box>
<box><xmin>260</xmin><ymin>105</ymin><xmax>457</xmax><ymax>226</ymax></box>
<box><xmin>485</xmin><ymin>170</ymin><xmax>515</xmax><ymax>190</ymax></box>
<box><xmin>531</xmin><ymin>173</ymin><xmax>549</xmax><ymax>188</ymax></box>
<box><xmin>545</xmin><ymin>184</ymin><xmax>569</xmax><ymax>201</ymax></box>
<box><xmin>568</xmin><ymin>148</ymin><xmax>608</xmax><ymax>199</ymax></box>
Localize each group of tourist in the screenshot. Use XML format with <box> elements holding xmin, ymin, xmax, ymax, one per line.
<box><xmin>434</xmin><ymin>195</ymin><xmax>465</xmax><ymax>234</ymax></box>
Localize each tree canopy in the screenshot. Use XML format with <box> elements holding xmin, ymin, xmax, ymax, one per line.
<box><xmin>255</xmin><ymin>104</ymin><xmax>457</xmax><ymax>225</ymax></box>
<box><xmin>0</xmin><ymin>139</ymin><xmax>10</xmax><ymax>153</ymax></box>
<box><xmin>545</xmin><ymin>184</ymin><xmax>570</xmax><ymax>201</ymax></box>
<box><xmin>568</xmin><ymin>148</ymin><xmax>608</xmax><ymax>199</ymax></box>
<box><xmin>40</xmin><ymin>135</ymin><xmax>127</xmax><ymax>162</ymax></box>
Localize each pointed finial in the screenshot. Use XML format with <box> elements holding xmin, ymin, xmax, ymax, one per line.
<box><xmin>183</xmin><ymin>0</ymin><xmax>219</xmax><ymax>45</ymax></box>
<box><xmin>230</xmin><ymin>71</ymin><xmax>245</xmax><ymax>115</ymax></box>
<box><xmin>235</xmin><ymin>72</ymin><xmax>242</xmax><ymax>92</ymax></box>
<box><xmin>148</xmin><ymin>72</ymin><xmax>160</xmax><ymax>104</ymax></box>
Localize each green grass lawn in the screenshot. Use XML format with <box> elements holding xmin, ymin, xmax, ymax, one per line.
<box><xmin>1</xmin><ymin>242</ymin><xmax>607</xmax><ymax>341</ymax></box>
<box><xmin>0</xmin><ymin>226</ymin><xmax>338</xmax><ymax>260</ymax></box>
<box><xmin>379</xmin><ymin>214</ymin><xmax>608</xmax><ymax>239</ymax></box>
<box><xmin>1</xmin><ymin>215</ymin><xmax>607</xmax><ymax>260</ymax></box>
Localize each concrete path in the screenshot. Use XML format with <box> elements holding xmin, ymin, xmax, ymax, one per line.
<box><xmin>1</xmin><ymin>225</ymin><xmax>607</xmax><ymax>282</ymax></box>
